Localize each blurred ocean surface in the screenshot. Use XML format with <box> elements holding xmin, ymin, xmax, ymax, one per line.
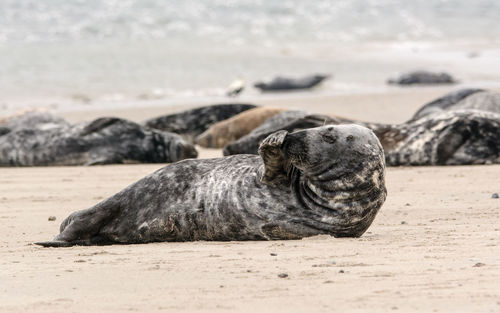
<box><xmin>1</xmin><ymin>0</ymin><xmax>500</xmax><ymax>112</ymax></box>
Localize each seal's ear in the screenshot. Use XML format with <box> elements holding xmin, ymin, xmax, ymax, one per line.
<box><xmin>258</xmin><ymin>130</ymin><xmax>289</xmax><ymax>186</ymax></box>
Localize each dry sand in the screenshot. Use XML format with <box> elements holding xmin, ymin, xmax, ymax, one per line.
<box><xmin>1</xmin><ymin>87</ymin><xmax>500</xmax><ymax>312</ymax></box>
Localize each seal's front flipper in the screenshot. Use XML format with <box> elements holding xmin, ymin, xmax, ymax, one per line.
<box><xmin>258</xmin><ymin>130</ymin><xmax>289</xmax><ymax>186</ymax></box>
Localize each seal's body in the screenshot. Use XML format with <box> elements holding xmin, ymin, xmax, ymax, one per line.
<box><xmin>254</xmin><ymin>74</ymin><xmax>329</xmax><ymax>91</ymax></box>
<box><xmin>143</xmin><ymin>103</ymin><xmax>257</xmax><ymax>142</ymax></box>
<box><xmin>377</xmin><ymin>110</ymin><xmax>500</xmax><ymax>165</ymax></box>
<box><xmin>410</xmin><ymin>88</ymin><xmax>486</xmax><ymax>120</ymax></box>
<box><xmin>388</xmin><ymin>70</ymin><xmax>456</xmax><ymax>85</ymax></box>
<box><xmin>0</xmin><ymin>117</ymin><xmax>197</xmax><ymax>166</ymax></box>
<box><xmin>195</xmin><ymin>107</ymin><xmax>286</xmax><ymax>148</ymax></box>
<box><xmin>0</xmin><ymin>111</ymin><xmax>69</xmax><ymax>132</ymax></box>
<box><xmin>37</xmin><ymin>125</ymin><xmax>387</xmax><ymax>247</ymax></box>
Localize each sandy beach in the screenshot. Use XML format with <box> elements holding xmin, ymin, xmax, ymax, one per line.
<box><xmin>1</xmin><ymin>88</ymin><xmax>499</xmax><ymax>312</ymax></box>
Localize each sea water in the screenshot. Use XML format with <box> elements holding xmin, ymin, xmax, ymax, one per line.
<box><xmin>1</xmin><ymin>0</ymin><xmax>500</xmax><ymax>112</ymax></box>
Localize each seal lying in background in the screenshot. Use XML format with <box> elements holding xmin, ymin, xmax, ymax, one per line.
<box><xmin>195</xmin><ymin>107</ymin><xmax>286</xmax><ymax>148</ymax></box>
<box><xmin>376</xmin><ymin>110</ymin><xmax>500</xmax><ymax>165</ymax></box>
<box><xmin>36</xmin><ymin>125</ymin><xmax>387</xmax><ymax>247</ymax></box>
<box><xmin>410</xmin><ymin>88</ymin><xmax>484</xmax><ymax>120</ymax></box>
<box><xmin>387</xmin><ymin>70</ymin><xmax>456</xmax><ymax>85</ymax></box>
<box><xmin>143</xmin><ymin>103</ymin><xmax>257</xmax><ymax>142</ymax></box>
<box><xmin>254</xmin><ymin>74</ymin><xmax>330</xmax><ymax>91</ymax></box>
<box><xmin>0</xmin><ymin>111</ymin><xmax>70</xmax><ymax>132</ymax></box>
<box><xmin>0</xmin><ymin>117</ymin><xmax>198</xmax><ymax>166</ymax></box>
<box><xmin>224</xmin><ymin>109</ymin><xmax>500</xmax><ymax>166</ymax></box>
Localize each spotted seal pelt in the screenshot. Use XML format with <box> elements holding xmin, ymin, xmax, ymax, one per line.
<box><xmin>36</xmin><ymin>124</ymin><xmax>387</xmax><ymax>247</ymax></box>
<box><xmin>0</xmin><ymin>111</ymin><xmax>70</xmax><ymax>132</ymax></box>
<box><xmin>254</xmin><ymin>74</ymin><xmax>330</xmax><ymax>91</ymax></box>
<box><xmin>195</xmin><ymin>107</ymin><xmax>286</xmax><ymax>148</ymax></box>
<box><xmin>375</xmin><ymin>110</ymin><xmax>500</xmax><ymax>166</ymax></box>
<box><xmin>0</xmin><ymin>117</ymin><xmax>197</xmax><ymax>166</ymax></box>
<box><xmin>410</xmin><ymin>88</ymin><xmax>485</xmax><ymax>120</ymax></box>
<box><xmin>143</xmin><ymin>103</ymin><xmax>257</xmax><ymax>142</ymax></box>
<box><xmin>387</xmin><ymin>70</ymin><xmax>457</xmax><ymax>85</ymax></box>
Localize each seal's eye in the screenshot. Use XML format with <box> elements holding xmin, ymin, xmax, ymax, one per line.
<box><xmin>322</xmin><ymin>132</ymin><xmax>337</xmax><ymax>144</ymax></box>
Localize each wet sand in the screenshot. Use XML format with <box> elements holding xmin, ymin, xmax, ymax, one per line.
<box><xmin>1</xmin><ymin>87</ymin><xmax>500</xmax><ymax>312</ymax></box>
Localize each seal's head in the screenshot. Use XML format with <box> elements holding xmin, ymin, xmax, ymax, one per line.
<box><xmin>162</xmin><ymin>132</ymin><xmax>198</xmax><ymax>162</ymax></box>
<box><xmin>258</xmin><ymin>125</ymin><xmax>386</xmax><ymax>237</ymax></box>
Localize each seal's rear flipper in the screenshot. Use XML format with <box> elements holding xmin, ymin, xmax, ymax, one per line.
<box><xmin>35</xmin><ymin>240</ymin><xmax>76</xmax><ymax>248</ymax></box>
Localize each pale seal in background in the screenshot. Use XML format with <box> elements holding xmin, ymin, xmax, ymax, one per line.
<box><xmin>0</xmin><ymin>117</ymin><xmax>197</xmax><ymax>166</ymax></box>
<box><xmin>36</xmin><ymin>124</ymin><xmax>387</xmax><ymax>247</ymax></box>
<box><xmin>195</xmin><ymin>107</ymin><xmax>286</xmax><ymax>148</ymax></box>
<box><xmin>143</xmin><ymin>103</ymin><xmax>257</xmax><ymax>142</ymax></box>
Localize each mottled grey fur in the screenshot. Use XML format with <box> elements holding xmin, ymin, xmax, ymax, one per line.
<box><xmin>36</xmin><ymin>125</ymin><xmax>387</xmax><ymax>247</ymax></box>
<box><xmin>376</xmin><ymin>110</ymin><xmax>500</xmax><ymax>165</ymax></box>
<box><xmin>0</xmin><ymin>112</ymin><xmax>70</xmax><ymax>132</ymax></box>
<box><xmin>0</xmin><ymin>117</ymin><xmax>198</xmax><ymax>166</ymax></box>
<box><xmin>388</xmin><ymin>70</ymin><xmax>456</xmax><ymax>85</ymax></box>
<box><xmin>410</xmin><ymin>88</ymin><xmax>485</xmax><ymax>120</ymax></box>
<box><xmin>254</xmin><ymin>74</ymin><xmax>329</xmax><ymax>91</ymax></box>
<box><xmin>143</xmin><ymin>103</ymin><xmax>257</xmax><ymax>142</ymax></box>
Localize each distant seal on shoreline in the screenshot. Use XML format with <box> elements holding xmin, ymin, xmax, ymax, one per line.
<box><xmin>388</xmin><ymin>70</ymin><xmax>456</xmax><ymax>85</ymax></box>
<box><xmin>0</xmin><ymin>117</ymin><xmax>198</xmax><ymax>166</ymax></box>
<box><xmin>143</xmin><ymin>103</ymin><xmax>257</xmax><ymax>142</ymax></box>
<box><xmin>410</xmin><ymin>88</ymin><xmax>484</xmax><ymax>120</ymax></box>
<box><xmin>195</xmin><ymin>107</ymin><xmax>286</xmax><ymax>148</ymax></box>
<box><xmin>254</xmin><ymin>74</ymin><xmax>330</xmax><ymax>91</ymax></box>
<box><xmin>36</xmin><ymin>124</ymin><xmax>387</xmax><ymax>247</ymax></box>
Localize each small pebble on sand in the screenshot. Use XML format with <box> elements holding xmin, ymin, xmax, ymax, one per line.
<box><xmin>278</xmin><ymin>273</ymin><xmax>288</xmax><ymax>278</ymax></box>
<box><xmin>48</xmin><ymin>216</ymin><xmax>56</xmax><ymax>221</ymax></box>
<box><xmin>492</xmin><ymin>193</ymin><xmax>499</xmax><ymax>199</ymax></box>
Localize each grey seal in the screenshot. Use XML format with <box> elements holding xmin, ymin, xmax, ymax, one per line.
<box><xmin>388</xmin><ymin>70</ymin><xmax>456</xmax><ymax>85</ymax></box>
<box><xmin>376</xmin><ymin>110</ymin><xmax>500</xmax><ymax>165</ymax></box>
<box><xmin>254</xmin><ymin>74</ymin><xmax>330</xmax><ymax>92</ymax></box>
<box><xmin>143</xmin><ymin>103</ymin><xmax>257</xmax><ymax>142</ymax></box>
<box><xmin>410</xmin><ymin>88</ymin><xmax>485</xmax><ymax>120</ymax></box>
<box><xmin>0</xmin><ymin>111</ymin><xmax>70</xmax><ymax>132</ymax></box>
<box><xmin>0</xmin><ymin>117</ymin><xmax>198</xmax><ymax>166</ymax></box>
<box><xmin>36</xmin><ymin>124</ymin><xmax>387</xmax><ymax>247</ymax></box>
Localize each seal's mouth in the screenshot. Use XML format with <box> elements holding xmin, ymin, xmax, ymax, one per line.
<box><xmin>281</xmin><ymin>130</ymin><xmax>309</xmax><ymax>169</ymax></box>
